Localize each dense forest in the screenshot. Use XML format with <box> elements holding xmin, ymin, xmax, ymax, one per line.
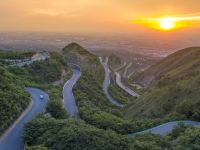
<box><xmin>24</xmin><ymin>117</ymin><xmax>200</xmax><ymax>150</ymax></box>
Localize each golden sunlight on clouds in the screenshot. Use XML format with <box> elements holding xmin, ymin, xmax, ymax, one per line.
<box><xmin>30</xmin><ymin>9</ymin><xmax>66</xmax><ymax>17</ymax></box>
<box><xmin>0</xmin><ymin>0</ymin><xmax>200</xmax><ymax>33</ymax></box>
<box><xmin>133</xmin><ymin>15</ymin><xmax>200</xmax><ymax>31</ymax></box>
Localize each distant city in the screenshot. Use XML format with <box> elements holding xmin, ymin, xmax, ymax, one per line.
<box><xmin>0</xmin><ymin>32</ymin><xmax>200</xmax><ymax>58</ymax></box>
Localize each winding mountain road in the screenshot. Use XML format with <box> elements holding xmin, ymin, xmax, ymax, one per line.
<box><xmin>130</xmin><ymin>120</ymin><xmax>200</xmax><ymax>136</ymax></box>
<box><xmin>99</xmin><ymin>57</ymin><xmax>200</xmax><ymax>136</ymax></box>
<box><xmin>113</xmin><ymin>61</ymin><xmax>139</xmax><ymax>97</ymax></box>
<box><xmin>115</xmin><ymin>72</ymin><xmax>139</xmax><ymax>97</ymax></box>
<box><xmin>63</xmin><ymin>68</ymin><xmax>81</xmax><ymax>119</ymax></box>
<box><xmin>0</xmin><ymin>88</ymin><xmax>49</xmax><ymax>150</ymax></box>
<box><xmin>99</xmin><ymin>57</ymin><xmax>124</xmax><ymax>107</ymax></box>
<box><xmin>114</xmin><ymin>62</ymin><xmax>127</xmax><ymax>72</ymax></box>
<box><xmin>123</xmin><ymin>62</ymin><xmax>132</xmax><ymax>78</ymax></box>
<box><xmin>127</xmin><ymin>70</ymin><xmax>135</xmax><ymax>78</ymax></box>
<box><xmin>1</xmin><ymin>60</ymin><xmax>200</xmax><ymax>150</ymax></box>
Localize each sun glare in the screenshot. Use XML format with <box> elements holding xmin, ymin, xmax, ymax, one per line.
<box><xmin>159</xmin><ymin>18</ymin><xmax>175</xmax><ymax>30</ymax></box>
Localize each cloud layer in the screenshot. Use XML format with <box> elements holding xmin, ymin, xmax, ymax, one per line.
<box><xmin>0</xmin><ymin>0</ymin><xmax>200</xmax><ymax>32</ymax></box>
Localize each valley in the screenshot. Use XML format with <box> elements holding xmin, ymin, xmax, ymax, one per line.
<box><xmin>0</xmin><ymin>43</ymin><xmax>200</xmax><ymax>150</ymax></box>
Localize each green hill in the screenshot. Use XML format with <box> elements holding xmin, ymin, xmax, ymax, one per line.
<box><xmin>63</xmin><ymin>42</ymin><xmax>94</xmax><ymax>56</ymax></box>
<box><xmin>62</xmin><ymin>43</ymin><xmax>96</xmax><ymax>68</ymax></box>
<box><xmin>125</xmin><ymin>47</ymin><xmax>200</xmax><ymax>119</ymax></box>
<box><xmin>63</xmin><ymin>43</ymin><xmax>156</xmax><ymax>134</ymax></box>
<box><xmin>134</xmin><ymin>47</ymin><xmax>200</xmax><ymax>87</ymax></box>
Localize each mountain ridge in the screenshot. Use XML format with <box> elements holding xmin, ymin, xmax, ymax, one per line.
<box><xmin>134</xmin><ymin>47</ymin><xmax>200</xmax><ymax>87</ymax></box>
<box><xmin>126</xmin><ymin>47</ymin><xmax>200</xmax><ymax>119</ymax></box>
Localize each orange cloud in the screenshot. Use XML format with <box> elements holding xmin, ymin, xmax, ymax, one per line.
<box><xmin>30</xmin><ymin>9</ymin><xmax>66</xmax><ymax>16</ymax></box>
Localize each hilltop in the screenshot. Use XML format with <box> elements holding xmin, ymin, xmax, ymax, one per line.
<box><xmin>63</xmin><ymin>42</ymin><xmax>94</xmax><ymax>56</ymax></box>
<box><xmin>62</xmin><ymin>43</ymin><xmax>96</xmax><ymax>67</ymax></box>
<box><xmin>126</xmin><ymin>47</ymin><xmax>200</xmax><ymax>119</ymax></box>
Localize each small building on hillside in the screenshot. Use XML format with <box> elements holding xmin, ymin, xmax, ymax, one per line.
<box><xmin>31</xmin><ymin>52</ymin><xmax>49</xmax><ymax>62</ymax></box>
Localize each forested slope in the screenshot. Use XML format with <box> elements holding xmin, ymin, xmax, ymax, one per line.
<box><xmin>0</xmin><ymin>67</ymin><xmax>30</xmax><ymax>135</ymax></box>
<box><xmin>0</xmin><ymin>51</ymin><xmax>70</xmax><ymax>136</ymax></box>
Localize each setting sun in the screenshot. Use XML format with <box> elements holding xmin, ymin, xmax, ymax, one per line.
<box><xmin>134</xmin><ymin>15</ymin><xmax>200</xmax><ymax>32</ymax></box>
<box><xmin>159</xmin><ymin>18</ymin><xmax>175</xmax><ymax>30</ymax></box>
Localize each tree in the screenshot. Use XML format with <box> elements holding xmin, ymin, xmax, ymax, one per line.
<box><xmin>46</xmin><ymin>100</ymin><xmax>68</xmax><ymax>119</ymax></box>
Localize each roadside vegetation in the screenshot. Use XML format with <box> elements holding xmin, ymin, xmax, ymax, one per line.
<box><xmin>109</xmin><ymin>71</ymin><xmax>137</xmax><ymax>105</ymax></box>
<box><xmin>24</xmin><ymin>116</ymin><xmax>200</xmax><ymax>150</ymax></box>
<box><xmin>24</xmin><ymin>116</ymin><xmax>130</xmax><ymax>150</ymax></box>
<box><xmin>0</xmin><ymin>50</ymin><xmax>70</xmax><ymax>136</ymax></box>
<box><xmin>7</xmin><ymin>52</ymin><xmax>68</xmax><ymax>85</ymax></box>
<box><xmin>46</xmin><ymin>85</ymin><xmax>68</xmax><ymax>119</ymax></box>
<box><xmin>0</xmin><ymin>67</ymin><xmax>30</xmax><ymax>136</ymax></box>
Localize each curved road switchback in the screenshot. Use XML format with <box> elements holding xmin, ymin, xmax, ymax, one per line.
<box><xmin>99</xmin><ymin>57</ymin><xmax>124</xmax><ymax>108</ymax></box>
<box><xmin>115</xmin><ymin>72</ymin><xmax>140</xmax><ymax>97</ymax></box>
<box><xmin>63</xmin><ymin>68</ymin><xmax>81</xmax><ymax>120</ymax></box>
<box><xmin>114</xmin><ymin>62</ymin><xmax>127</xmax><ymax>72</ymax></box>
<box><xmin>123</xmin><ymin>62</ymin><xmax>132</xmax><ymax>78</ymax></box>
<box><xmin>129</xmin><ymin>120</ymin><xmax>200</xmax><ymax>137</ymax></box>
<box><xmin>0</xmin><ymin>88</ymin><xmax>49</xmax><ymax>150</ymax></box>
<box><xmin>127</xmin><ymin>70</ymin><xmax>135</xmax><ymax>78</ymax></box>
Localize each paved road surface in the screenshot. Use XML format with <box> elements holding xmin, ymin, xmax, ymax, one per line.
<box><xmin>114</xmin><ymin>62</ymin><xmax>127</xmax><ymax>72</ymax></box>
<box><xmin>127</xmin><ymin>70</ymin><xmax>135</xmax><ymax>78</ymax></box>
<box><xmin>99</xmin><ymin>57</ymin><xmax>124</xmax><ymax>107</ymax></box>
<box><xmin>129</xmin><ymin>120</ymin><xmax>200</xmax><ymax>136</ymax></box>
<box><xmin>123</xmin><ymin>62</ymin><xmax>132</xmax><ymax>78</ymax></box>
<box><xmin>0</xmin><ymin>88</ymin><xmax>49</xmax><ymax>150</ymax></box>
<box><xmin>63</xmin><ymin>68</ymin><xmax>81</xmax><ymax>119</ymax></box>
<box><xmin>115</xmin><ymin>72</ymin><xmax>139</xmax><ymax>97</ymax></box>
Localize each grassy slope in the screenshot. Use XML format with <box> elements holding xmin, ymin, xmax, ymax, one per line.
<box><xmin>133</xmin><ymin>47</ymin><xmax>200</xmax><ymax>86</ymax></box>
<box><xmin>125</xmin><ymin>47</ymin><xmax>200</xmax><ymax>119</ymax></box>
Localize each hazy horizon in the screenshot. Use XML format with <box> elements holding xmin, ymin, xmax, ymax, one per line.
<box><xmin>1</xmin><ymin>32</ymin><xmax>200</xmax><ymax>59</ymax></box>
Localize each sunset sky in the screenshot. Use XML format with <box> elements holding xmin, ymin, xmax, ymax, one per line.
<box><xmin>1</xmin><ymin>0</ymin><xmax>200</xmax><ymax>33</ymax></box>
